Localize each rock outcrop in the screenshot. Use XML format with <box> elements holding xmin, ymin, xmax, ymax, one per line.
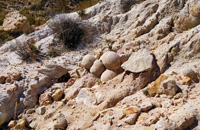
<box><xmin>3</xmin><ymin>11</ymin><xmax>30</xmax><ymax>33</ymax></box>
<box><xmin>2</xmin><ymin>0</ymin><xmax>200</xmax><ymax>129</ymax></box>
<box><xmin>121</xmin><ymin>49</ymin><xmax>154</xmax><ymax>73</ymax></box>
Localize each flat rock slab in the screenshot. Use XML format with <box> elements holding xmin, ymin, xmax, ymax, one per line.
<box><xmin>121</xmin><ymin>49</ymin><xmax>154</xmax><ymax>73</ymax></box>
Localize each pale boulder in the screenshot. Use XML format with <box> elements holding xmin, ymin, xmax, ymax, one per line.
<box><xmin>3</xmin><ymin>11</ymin><xmax>30</xmax><ymax>33</ymax></box>
<box><xmin>90</xmin><ymin>60</ymin><xmax>106</xmax><ymax>77</ymax></box>
<box><xmin>100</xmin><ymin>69</ymin><xmax>117</xmax><ymax>82</ymax></box>
<box><xmin>121</xmin><ymin>49</ymin><xmax>154</xmax><ymax>73</ymax></box>
<box><xmin>100</xmin><ymin>51</ymin><xmax>121</xmax><ymax>71</ymax></box>
<box><xmin>81</xmin><ymin>54</ymin><xmax>96</xmax><ymax>69</ymax></box>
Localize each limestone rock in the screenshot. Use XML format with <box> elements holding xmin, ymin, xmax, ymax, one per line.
<box><xmin>182</xmin><ymin>77</ymin><xmax>192</xmax><ymax>85</ymax></box>
<box><xmin>148</xmin><ymin>75</ymin><xmax>168</xmax><ymax>96</ymax></box>
<box><xmin>53</xmin><ymin>113</ymin><xmax>68</xmax><ymax>129</ymax></box>
<box><xmin>39</xmin><ymin>93</ymin><xmax>53</xmax><ymax>106</ymax></box>
<box><xmin>38</xmin><ymin>65</ymin><xmax>68</xmax><ymax>79</ymax></box>
<box><xmin>36</xmin><ymin>106</ymin><xmax>46</xmax><ymax>115</ymax></box>
<box><xmin>3</xmin><ymin>11</ymin><xmax>30</xmax><ymax>33</ymax></box>
<box><xmin>155</xmin><ymin>104</ymin><xmax>197</xmax><ymax>130</ymax></box>
<box><xmin>123</xmin><ymin>113</ymin><xmax>138</xmax><ymax>125</ymax></box>
<box><xmin>81</xmin><ymin>54</ymin><xmax>96</xmax><ymax>69</ymax></box>
<box><xmin>52</xmin><ymin>89</ymin><xmax>64</xmax><ymax>101</ymax></box>
<box><xmin>182</xmin><ymin>68</ymin><xmax>199</xmax><ymax>82</ymax></box>
<box><xmin>174</xmin><ymin>0</ymin><xmax>200</xmax><ymax>32</ymax></box>
<box><xmin>100</xmin><ymin>51</ymin><xmax>121</xmax><ymax>71</ymax></box>
<box><xmin>76</xmin><ymin>88</ymin><xmax>97</xmax><ymax>106</ymax></box>
<box><xmin>29</xmin><ymin>121</ymin><xmax>38</xmax><ymax>129</ymax></box>
<box><xmin>139</xmin><ymin>101</ymin><xmax>153</xmax><ymax>112</ymax></box>
<box><xmin>121</xmin><ymin>49</ymin><xmax>154</xmax><ymax>73</ymax></box>
<box><xmin>159</xmin><ymin>78</ymin><xmax>178</xmax><ymax>96</ymax></box>
<box><xmin>100</xmin><ymin>69</ymin><xmax>117</xmax><ymax>82</ymax></box>
<box><xmin>90</xmin><ymin>60</ymin><xmax>106</xmax><ymax>77</ymax></box>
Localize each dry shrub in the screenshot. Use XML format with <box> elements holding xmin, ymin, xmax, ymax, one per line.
<box><xmin>16</xmin><ymin>40</ymin><xmax>40</xmax><ymax>62</ymax></box>
<box><xmin>48</xmin><ymin>17</ymin><xmax>84</xmax><ymax>49</ymax></box>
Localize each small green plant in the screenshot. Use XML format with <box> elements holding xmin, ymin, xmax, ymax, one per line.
<box><xmin>108</xmin><ymin>44</ymin><xmax>112</xmax><ymax>51</ymax></box>
<box><xmin>143</xmin><ymin>89</ymin><xmax>149</xmax><ymax>96</ymax></box>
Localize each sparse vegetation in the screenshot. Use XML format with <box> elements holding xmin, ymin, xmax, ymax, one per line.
<box><xmin>48</xmin><ymin>49</ymin><xmax>60</xmax><ymax>57</ymax></box>
<box><xmin>16</xmin><ymin>40</ymin><xmax>40</xmax><ymax>62</ymax></box>
<box><xmin>48</xmin><ymin>17</ymin><xmax>84</xmax><ymax>49</ymax></box>
<box><xmin>143</xmin><ymin>89</ymin><xmax>149</xmax><ymax>96</ymax></box>
<box><xmin>0</xmin><ymin>0</ymin><xmax>100</xmax><ymax>46</ymax></box>
<box><xmin>108</xmin><ymin>44</ymin><xmax>113</xmax><ymax>51</ymax></box>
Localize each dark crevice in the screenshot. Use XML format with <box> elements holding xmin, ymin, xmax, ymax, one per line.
<box><xmin>184</xmin><ymin>118</ymin><xmax>198</xmax><ymax>130</ymax></box>
<box><xmin>56</xmin><ymin>73</ymin><xmax>71</xmax><ymax>83</ymax></box>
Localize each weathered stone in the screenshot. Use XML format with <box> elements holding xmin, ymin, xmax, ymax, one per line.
<box><xmin>36</xmin><ymin>106</ymin><xmax>46</xmax><ymax>115</ymax></box>
<box><xmin>52</xmin><ymin>89</ymin><xmax>64</xmax><ymax>101</ymax></box>
<box><xmin>124</xmin><ymin>107</ymin><xmax>138</xmax><ymax>115</ymax></box>
<box><xmin>123</xmin><ymin>113</ymin><xmax>138</xmax><ymax>125</ymax></box>
<box><xmin>3</xmin><ymin>11</ymin><xmax>30</xmax><ymax>33</ymax></box>
<box><xmin>139</xmin><ymin>101</ymin><xmax>153</xmax><ymax>112</ymax></box>
<box><xmin>29</xmin><ymin>121</ymin><xmax>38</xmax><ymax>129</ymax></box>
<box><xmin>11</xmin><ymin>73</ymin><xmax>22</xmax><ymax>81</ymax></box>
<box><xmin>148</xmin><ymin>75</ymin><xmax>168</xmax><ymax>96</ymax></box>
<box><xmin>159</xmin><ymin>78</ymin><xmax>178</xmax><ymax>96</ymax></box>
<box><xmin>182</xmin><ymin>77</ymin><xmax>192</xmax><ymax>85</ymax></box>
<box><xmin>90</xmin><ymin>60</ymin><xmax>106</xmax><ymax>77</ymax></box>
<box><xmin>81</xmin><ymin>54</ymin><xmax>96</xmax><ymax>69</ymax></box>
<box><xmin>100</xmin><ymin>69</ymin><xmax>117</xmax><ymax>82</ymax></box>
<box><xmin>100</xmin><ymin>51</ymin><xmax>121</xmax><ymax>71</ymax></box>
<box><xmin>38</xmin><ymin>65</ymin><xmax>68</xmax><ymax>79</ymax></box>
<box><xmin>182</xmin><ymin>68</ymin><xmax>198</xmax><ymax>82</ymax></box>
<box><xmin>39</xmin><ymin>93</ymin><xmax>53</xmax><ymax>106</ymax></box>
<box><xmin>76</xmin><ymin>88</ymin><xmax>97</xmax><ymax>105</ymax></box>
<box><xmin>53</xmin><ymin>113</ymin><xmax>68</xmax><ymax>129</ymax></box>
<box><xmin>121</xmin><ymin>49</ymin><xmax>154</xmax><ymax>73</ymax></box>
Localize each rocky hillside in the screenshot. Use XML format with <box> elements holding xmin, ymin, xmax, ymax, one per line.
<box><xmin>0</xmin><ymin>0</ymin><xmax>99</xmax><ymax>46</ymax></box>
<box><xmin>1</xmin><ymin>0</ymin><xmax>200</xmax><ymax>129</ymax></box>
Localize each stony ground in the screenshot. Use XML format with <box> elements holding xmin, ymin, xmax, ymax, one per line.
<box><xmin>1</xmin><ymin>0</ymin><xmax>200</xmax><ymax>130</ymax></box>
